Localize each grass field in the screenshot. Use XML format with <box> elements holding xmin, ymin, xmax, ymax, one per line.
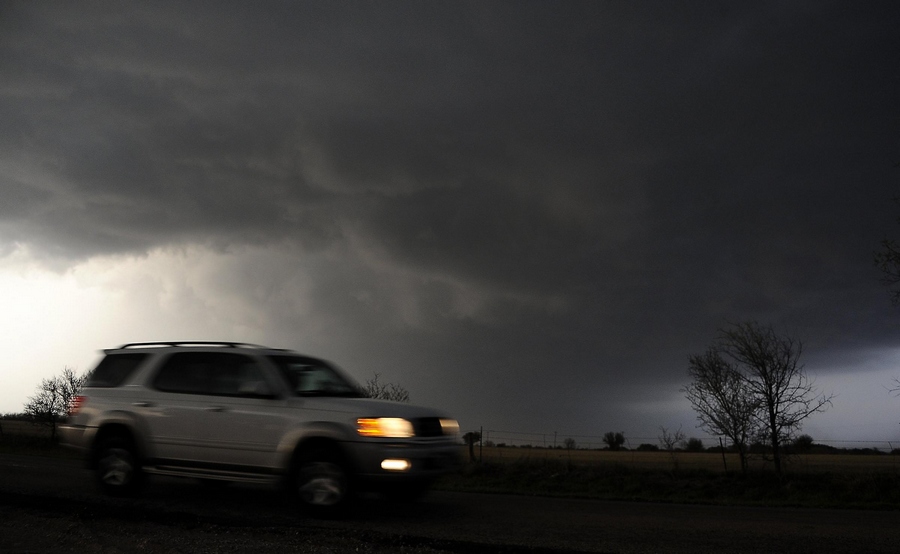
<box><xmin>0</xmin><ymin>419</ymin><xmax>78</xmax><ymax>458</ymax></box>
<box><xmin>468</xmin><ymin>445</ymin><xmax>900</xmax><ymax>474</ymax></box>
<box><xmin>1</xmin><ymin>420</ymin><xmax>51</xmax><ymax>436</ymax></box>
<box><xmin>441</xmin><ymin>445</ymin><xmax>900</xmax><ymax>510</ymax></box>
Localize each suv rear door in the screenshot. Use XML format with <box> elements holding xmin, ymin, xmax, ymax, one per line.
<box><xmin>144</xmin><ymin>351</ymin><xmax>289</xmax><ymax>470</ymax></box>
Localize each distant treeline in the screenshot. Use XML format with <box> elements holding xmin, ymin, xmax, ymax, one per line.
<box><xmin>481</xmin><ymin>441</ymin><xmax>900</xmax><ymax>456</ymax></box>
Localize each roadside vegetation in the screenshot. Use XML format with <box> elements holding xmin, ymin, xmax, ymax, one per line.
<box><xmin>437</xmin><ymin>445</ymin><xmax>900</xmax><ymax>510</ymax></box>
<box><xmin>3</xmin><ymin>415</ymin><xmax>898</xmax><ymax>510</ymax></box>
<box><xmin>0</xmin><ymin>415</ymin><xmax>79</xmax><ymax>458</ymax></box>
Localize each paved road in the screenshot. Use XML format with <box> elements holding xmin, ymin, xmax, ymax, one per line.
<box><xmin>1</xmin><ymin>453</ymin><xmax>896</xmax><ymax>553</ymax></box>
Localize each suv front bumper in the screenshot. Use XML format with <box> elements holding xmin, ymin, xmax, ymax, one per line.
<box><xmin>347</xmin><ymin>439</ymin><xmax>460</xmax><ymax>484</ymax></box>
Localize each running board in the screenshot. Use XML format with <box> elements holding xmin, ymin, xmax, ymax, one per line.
<box><xmin>144</xmin><ymin>465</ymin><xmax>277</xmax><ymax>484</ymax></box>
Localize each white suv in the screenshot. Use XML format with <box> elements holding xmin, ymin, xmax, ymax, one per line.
<box><xmin>60</xmin><ymin>342</ymin><xmax>460</xmax><ymax>516</ymax></box>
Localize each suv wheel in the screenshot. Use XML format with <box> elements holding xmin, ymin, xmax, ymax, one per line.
<box><xmin>96</xmin><ymin>436</ymin><xmax>142</xmax><ymax>496</ymax></box>
<box><xmin>292</xmin><ymin>447</ymin><xmax>351</xmax><ymax>518</ymax></box>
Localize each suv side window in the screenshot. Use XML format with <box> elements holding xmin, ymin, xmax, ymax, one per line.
<box><xmin>86</xmin><ymin>353</ymin><xmax>149</xmax><ymax>387</ymax></box>
<box><xmin>267</xmin><ymin>355</ymin><xmax>362</xmax><ymax>397</ymax></box>
<box><xmin>153</xmin><ymin>352</ymin><xmax>274</xmax><ymax>398</ymax></box>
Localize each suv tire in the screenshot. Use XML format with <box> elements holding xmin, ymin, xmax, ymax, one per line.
<box><xmin>292</xmin><ymin>446</ymin><xmax>352</xmax><ymax>518</ymax></box>
<box><xmin>95</xmin><ymin>436</ymin><xmax>143</xmax><ymax>497</ymax></box>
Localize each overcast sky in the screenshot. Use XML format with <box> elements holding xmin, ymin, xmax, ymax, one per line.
<box><xmin>2</xmin><ymin>2</ymin><xmax>899</xmax><ymax>448</ymax></box>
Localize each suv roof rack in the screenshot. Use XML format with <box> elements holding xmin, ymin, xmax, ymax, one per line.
<box><xmin>116</xmin><ymin>341</ymin><xmax>272</xmax><ymax>349</ymax></box>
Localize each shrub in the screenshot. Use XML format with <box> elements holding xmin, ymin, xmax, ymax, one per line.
<box><xmin>685</xmin><ymin>438</ymin><xmax>704</xmax><ymax>452</ymax></box>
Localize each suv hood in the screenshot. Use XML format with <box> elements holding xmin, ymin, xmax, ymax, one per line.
<box><xmin>290</xmin><ymin>396</ymin><xmax>450</xmax><ymax>420</ymax></box>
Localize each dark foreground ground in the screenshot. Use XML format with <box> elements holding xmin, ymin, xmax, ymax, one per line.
<box><xmin>1</xmin><ymin>453</ymin><xmax>897</xmax><ymax>554</ymax></box>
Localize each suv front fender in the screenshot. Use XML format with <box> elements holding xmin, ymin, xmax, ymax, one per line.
<box><xmin>275</xmin><ymin>421</ymin><xmax>355</xmax><ymax>471</ymax></box>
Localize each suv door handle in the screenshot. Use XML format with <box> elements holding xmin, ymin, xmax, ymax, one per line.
<box><xmin>132</xmin><ymin>401</ymin><xmax>155</xmax><ymax>408</ymax></box>
<box><xmin>205</xmin><ymin>406</ymin><xmax>227</xmax><ymax>413</ymax></box>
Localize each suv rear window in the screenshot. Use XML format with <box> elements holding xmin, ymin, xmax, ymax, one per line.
<box><xmin>86</xmin><ymin>353</ymin><xmax>149</xmax><ymax>387</ymax></box>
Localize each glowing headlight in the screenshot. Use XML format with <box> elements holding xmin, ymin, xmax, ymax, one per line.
<box><xmin>357</xmin><ymin>417</ymin><xmax>414</xmax><ymax>438</ymax></box>
<box><xmin>439</xmin><ymin>418</ymin><xmax>460</xmax><ymax>435</ymax></box>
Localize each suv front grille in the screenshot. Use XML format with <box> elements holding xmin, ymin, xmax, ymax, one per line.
<box><xmin>412</xmin><ymin>417</ymin><xmax>444</xmax><ymax>437</ymax></box>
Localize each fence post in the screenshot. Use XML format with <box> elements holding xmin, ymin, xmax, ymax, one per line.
<box><xmin>719</xmin><ymin>437</ymin><xmax>727</xmax><ymax>473</ymax></box>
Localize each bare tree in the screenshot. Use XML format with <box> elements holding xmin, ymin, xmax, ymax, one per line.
<box><xmin>875</xmin><ymin>208</ymin><xmax>900</xmax><ymax>402</ymax></box>
<box><xmin>602</xmin><ymin>431</ymin><xmax>625</xmax><ymax>451</ymax></box>
<box><xmin>657</xmin><ymin>425</ymin><xmax>686</xmax><ymax>451</ymax></box>
<box><xmin>875</xmin><ymin>209</ymin><xmax>900</xmax><ymax>304</ymax></box>
<box><xmin>563</xmin><ymin>437</ymin><xmax>576</xmax><ymax>450</ymax></box>
<box><xmin>683</xmin><ymin>348</ymin><xmax>760</xmax><ymax>473</ymax></box>
<box><xmin>889</xmin><ymin>377</ymin><xmax>900</xmax><ymax>397</ymax></box>
<box><xmin>717</xmin><ymin>321</ymin><xmax>832</xmax><ymax>475</ymax></box>
<box><xmin>361</xmin><ymin>372</ymin><xmax>410</xmax><ymax>403</ymax></box>
<box><xmin>658</xmin><ymin>425</ymin><xmax>686</xmax><ymax>471</ymax></box>
<box><xmin>24</xmin><ymin>367</ymin><xmax>86</xmax><ymax>442</ymax></box>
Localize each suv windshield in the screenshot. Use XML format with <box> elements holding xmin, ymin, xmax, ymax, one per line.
<box><xmin>267</xmin><ymin>355</ymin><xmax>363</xmax><ymax>398</ymax></box>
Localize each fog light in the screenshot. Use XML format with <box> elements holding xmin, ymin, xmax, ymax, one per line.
<box><xmin>381</xmin><ymin>459</ymin><xmax>411</xmax><ymax>471</ymax></box>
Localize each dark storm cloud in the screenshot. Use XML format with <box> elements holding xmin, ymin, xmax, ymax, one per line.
<box><xmin>2</xmin><ymin>2</ymin><xmax>900</xmax><ymax>435</ymax></box>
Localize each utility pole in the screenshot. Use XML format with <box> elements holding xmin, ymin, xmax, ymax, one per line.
<box><xmin>479</xmin><ymin>426</ymin><xmax>483</xmax><ymax>462</ymax></box>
